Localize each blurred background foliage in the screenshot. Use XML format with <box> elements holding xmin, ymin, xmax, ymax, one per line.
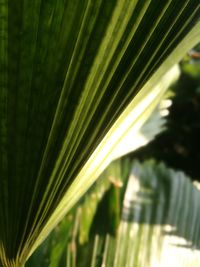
<box><xmin>26</xmin><ymin>47</ymin><xmax>200</xmax><ymax>267</ymax></box>
<box><xmin>134</xmin><ymin>44</ymin><xmax>200</xmax><ymax>182</ymax></box>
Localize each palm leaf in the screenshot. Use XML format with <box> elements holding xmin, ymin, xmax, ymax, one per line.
<box><xmin>0</xmin><ymin>1</ymin><xmax>200</xmax><ymax>266</ymax></box>
<box><xmin>27</xmin><ymin>159</ymin><xmax>200</xmax><ymax>267</ymax></box>
<box><xmin>112</xmin><ymin>160</ymin><xmax>200</xmax><ymax>267</ymax></box>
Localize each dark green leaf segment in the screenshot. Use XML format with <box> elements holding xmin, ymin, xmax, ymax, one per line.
<box><xmin>0</xmin><ymin>1</ymin><xmax>200</xmax><ymax>266</ymax></box>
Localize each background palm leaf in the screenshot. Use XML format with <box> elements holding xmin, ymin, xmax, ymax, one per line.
<box><xmin>27</xmin><ymin>159</ymin><xmax>200</xmax><ymax>267</ymax></box>
<box><xmin>0</xmin><ymin>1</ymin><xmax>200</xmax><ymax>266</ymax></box>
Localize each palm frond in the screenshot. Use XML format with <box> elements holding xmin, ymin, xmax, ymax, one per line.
<box><xmin>90</xmin><ymin>160</ymin><xmax>200</xmax><ymax>267</ymax></box>
<box><xmin>0</xmin><ymin>1</ymin><xmax>200</xmax><ymax>266</ymax></box>
<box><xmin>27</xmin><ymin>160</ymin><xmax>200</xmax><ymax>267</ymax></box>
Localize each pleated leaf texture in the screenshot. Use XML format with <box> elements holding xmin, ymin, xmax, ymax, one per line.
<box><xmin>27</xmin><ymin>159</ymin><xmax>200</xmax><ymax>267</ymax></box>
<box><xmin>0</xmin><ymin>1</ymin><xmax>200</xmax><ymax>267</ymax></box>
<box><xmin>84</xmin><ymin>161</ymin><xmax>200</xmax><ymax>267</ymax></box>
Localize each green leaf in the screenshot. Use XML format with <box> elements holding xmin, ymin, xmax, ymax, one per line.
<box><xmin>0</xmin><ymin>1</ymin><xmax>200</xmax><ymax>266</ymax></box>
<box><xmin>29</xmin><ymin>159</ymin><xmax>200</xmax><ymax>267</ymax></box>
<box><xmin>112</xmin><ymin>160</ymin><xmax>200</xmax><ymax>267</ymax></box>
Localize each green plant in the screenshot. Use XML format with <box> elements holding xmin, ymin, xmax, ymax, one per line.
<box><xmin>0</xmin><ymin>1</ymin><xmax>200</xmax><ymax>266</ymax></box>
<box><xmin>134</xmin><ymin>55</ymin><xmax>200</xmax><ymax>181</ymax></box>
<box><xmin>27</xmin><ymin>159</ymin><xmax>200</xmax><ymax>267</ymax></box>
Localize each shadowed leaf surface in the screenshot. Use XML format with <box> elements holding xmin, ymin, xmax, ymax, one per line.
<box><xmin>0</xmin><ymin>1</ymin><xmax>200</xmax><ymax>266</ymax></box>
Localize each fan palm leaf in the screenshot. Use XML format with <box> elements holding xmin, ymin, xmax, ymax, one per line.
<box><xmin>0</xmin><ymin>1</ymin><xmax>200</xmax><ymax>266</ymax></box>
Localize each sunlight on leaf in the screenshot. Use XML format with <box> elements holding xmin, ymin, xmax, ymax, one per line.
<box><xmin>0</xmin><ymin>1</ymin><xmax>200</xmax><ymax>266</ymax></box>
